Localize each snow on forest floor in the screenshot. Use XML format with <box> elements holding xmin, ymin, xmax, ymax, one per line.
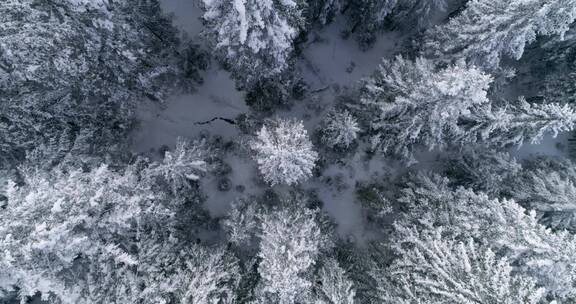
<box><xmin>132</xmin><ymin>0</ymin><xmax>571</xmax><ymax>241</ymax></box>
<box><xmin>133</xmin><ymin>65</ymin><xmax>245</xmax><ymax>154</ymax></box>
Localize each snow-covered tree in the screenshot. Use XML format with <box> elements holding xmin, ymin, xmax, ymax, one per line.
<box><xmin>256</xmin><ymin>203</ymin><xmax>330</xmax><ymax>304</ymax></box>
<box><xmin>361</xmin><ymin>56</ymin><xmax>492</xmax><ymax>163</ymax></box>
<box><xmin>314</xmin><ymin>258</ymin><xmax>356</xmax><ymax>304</ymax></box>
<box><xmin>0</xmin><ymin>164</ymin><xmax>164</xmax><ymax>302</ymax></box>
<box><xmin>346</xmin><ymin>0</ymin><xmax>397</xmax><ymax>48</ymax></box>
<box><xmin>361</xmin><ymin>57</ymin><xmax>576</xmax><ymax>162</ymax></box>
<box><xmin>307</xmin><ymin>0</ymin><xmax>343</xmax><ymax>25</ymax></box>
<box><xmin>0</xmin><ymin>0</ymin><xmax>202</xmax><ymax>167</ymax></box>
<box><xmin>393</xmin><ymin>0</ymin><xmax>451</xmax><ymax>30</ymax></box>
<box><xmin>181</xmin><ymin>246</ymin><xmax>241</xmax><ymax>304</ymax></box>
<box><xmin>460</xmin><ymin>98</ymin><xmax>576</xmax><ymax>148</ymax></box>
<box><xmin>508</xmin><ymin>157</ymin><xmax>576</xmax><ymax>232</ymax></box>
<box><xmin>344</xmin><ymin>0</ymin><xmax>452</xmax><ymax>47</ymax></box>
<box><xmin>374</xmin><ymin>230</ymin><xmax>545</xmax><ymax>303</ymax></box>
<box><xmin>202</xmin><ymin>0</ymin><xmax>306</xmax><ymax>86</ymax></box>
<box><xmin>533</xmin><ymin>29</ymin><xmax>576</xmax><ymax>104</ymax></box>
<box><xmin>145</xmin><ymin>137</ymin><xmax>208</xmax><ymax>195</ymax></box>
<box><xmin>251</xmin><ymin>118</ymin><xmax>318</xmax><ymax>186</ymax></box>
<box><xmin>319</xmin><ymin>110</ymin><xmax>361</xmax><ymax>149</ymax></box>
<box><xmin>223</xmin><ymin>197</ymin><xmax>261</xmax><ymax>246</ymax></box>
<box><xmin>439</xmin><ymin>147</ymin><xmax>521</xmax><ymax>195</ymax></box>
<box><xmin>425</xmin><ymin>0</ymin><xmax>576</xmax><ymax>69</ymax></box>
<box><xmin>0</xmin><ymin>142</ymin><xmax>220</xmax><ymax>303</ymax></box>
<box><xmin>394</xmin><ymin>173</ymin><xmax>576</xmax><ymax>300</ymax></box>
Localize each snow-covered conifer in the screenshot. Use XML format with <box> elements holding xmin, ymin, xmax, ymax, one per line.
<box><xmin>361</xmin><ymin>56</ymin><xmax>492</xmax><ymax>163</ymax></box>
<box><xmin>425</xmin><ymin>0</ymin><xmax>576</xmax><ymax>69</ymax></box>
<box><xmin>362</xmin><ymin>57</ymin><xmax>576</xmax><ymax>162</ymax></box>
<box><xmin>508</xmin><ymin>157</ymin><xmax>576</xmax><ymax>232</ymax></box>
<box><xmin>314</xmin><ymin>258</ymin><xmax>356</xmax><ymax>304</ymax></box>
<box><xmin>461</xmin><ymin>98</ymin><xmax>576</xmax><ymax>148</ymax></box>
<box><xmin>145</xmin><ymin>137</ymin><xmax>208</xmax><ymax>194</ymax></box>
<box><xmin>376</xmin><ymin>230</ymin><xmax>545</xmax><ymax>303</ymax></box>
<box><xmin>0</xmin><ymin>165</ymin><xmax>167</xmax><ymax>302</ymax></box>
<box><xmin>393</xmin><ymin>0</ymin><xmax>451</xmax><ymax>30</ymax></box>
<box><xmin>180</xmin><ymin>246</ymin><xmax>241</xmax><ymax>304</ymax></box>
<box><xmin>202</xmin><ymin>0</ymin><xmax>306</xmax><ymax>85</ymax></box>
<box><xmin>346</xmin><ymin>0</ymin><xmax>397</xmax><ymax>48</ymax></box>
<box><xmin>256</xmin><ymin>203</ymin><xmax>330</xmax><ymax>303</ymax></box>
<box><xmin>251</xmin><ymin>118</ymin><xmax>318</xmax><ymax>186</ymax></box>
<box><xmin>223</xmin><ymin>197</ymin><xmax>261</xmax><ymax>246</ymax></box>
<box><xmin>394</xmin><ymin>173</ymin><xmax>576</xmax><ymax>300</ymax></box>
<box><xmin>439</xmin><ymin>147</ymin><xmax>521</xmax><ymax>195</ymax></box>
<box><xmin>319</xmin><ymin>110</ymin><xmax>361</xmax><ymax>149</ymax></box>
<box><xmin>309</xmin><ymin>0</ymin><xmax>343</xmax><ymax>25</ymax></box>
<box><xmin>0</xmin><ymin>148</ymin><xmax>219</xmax><ymax>303</ymax></box>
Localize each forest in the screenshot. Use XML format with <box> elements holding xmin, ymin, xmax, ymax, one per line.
<box><xmin>2</xmin><ymin>0</ymin><xmax>576</xmax><ymax>303</ymax></box>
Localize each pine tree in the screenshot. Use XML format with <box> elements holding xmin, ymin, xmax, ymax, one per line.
<box><xmin>361</xmin><ymin>56</ymin><xmax>492</xmax><ymax>163</ymax></box>
<box><xmin>223</xmin><ymin>197</ymin><xmax>261</xmax><ymax>247</ymax></box>
<box><xmin>425</xmin><ymin>0</ymin><xmax>576</xmax><ymax>69</ymax></box>
<box><xmin>509</xmin><ymin>157</ymin><xmax>576</xmax><ymax>232</ymax></box>
<box><xmin>181</xmin><ymin>246</ymin><xmax>241</xmax><ymax>304</ymax></box>
<box><xmin>256</xmin><ymin>203</ymin><xmax>330</xmax><ymax>304</ymax></box>
<box><xmin>202</xmin><ymin>0</ymin><xmax>306</xmax><ymax>86</ymax></box>
<box><xmin>460</xmin><ymin>98</ymin><xmax>576</xmax><ymax>148</ymax></box>
<box><xmin>307</xmin><ymin>0</ymin><xmax>343</xmax><ymax>25</ymax></box>
<box><xmin>319</xmin><ymin>109</ymin><xmax>361</xmax><ymax>149</ymax></box>
<box><xmin>361</xmin><ymin>57</ymin><xmax>576</xmax><ymax>162</ymax></box>
<box><xmin>0</xmin><ymin>164</ymin><xmax>167</xmax><ymax>302</ymax></box>
<box><xmin>346</xmin><ymin>0</ymin><xmax>398</xmax><ymax>48</ymax></box>
<box><xmin>0</xmin><ymin>146</ymin><xmax>219</xmax><ymax>303</ymax></box>
<box><xmin>145</xmin><ymin>137</ymin><xmax>208</xmax><ymax>195</ymax></box>
<box><xmin>314</xmin><ymin>258</ymin><xmax>356</xmax><ymax>304</ymax></box>
<box><xmin>393</xmin><ymin>0</ymin><xmax>451</xmax><ymax>30</ymax></box>
<box><xmin>533</xmin><ymin>30</ymin><xmax>576</xmax><ymax>104</ymax></box>
<box><xmin>251</xmin><ymin>118</ymin><xmax>318</xmax><ymax>186</ymax></box>
<box><xmin>393</xmin><ymin>173</ymin><xmax>576</xmax><ymax>300</ymax></box>
<box><xmin>439</xmin><ymin>147</ymin><xmax>521</xmax><ymax>195</ymax></box>
<box><xmin>374</xmin><ymin>230</ymin><xmax>545</xmax><ymax>303</ymax></box>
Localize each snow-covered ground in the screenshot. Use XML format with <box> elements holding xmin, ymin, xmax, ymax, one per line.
<box><xmin>132</xmin><ymin>0</ymin><xmax>571</xmax><ymax>241</ymax></box>
<box><xmin>133</xmin><ymin>66</ymin><xmax>246</xmax><ymax>154</ymax></box>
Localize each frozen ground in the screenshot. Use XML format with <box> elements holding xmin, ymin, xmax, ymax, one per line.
<box><xmin>132</xmin><ymin>0</ymin><xmax>571</xmax><ymax>241</ymax></box>
<box><xmin>133</xmin><ymin>66</ymin><xmax>245</xmax><ymax>154</ymax></box>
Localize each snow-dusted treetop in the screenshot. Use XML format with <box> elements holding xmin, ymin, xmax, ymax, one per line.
<box><xmin>145</xmin><ymin>137</ymin><xmax>208</xmax><ymax>195</ymax></box>
<box><xmin>320</xmin><ymin>109</ymin><xmax>361</xmax><ymax>149</ymax></box>
<box><xmin>378</xmin><ymin>230</ymin><xmax>545</xmax><ymax>303</ymax></box>
<box><xmin>425</xmin><ymin>0</ymin><xmax>576</xmax><ymax>69</ymax></box>
<box><xmin>361</xmin><ymin>56</ymin><xmax>492</xmax><ymax>163</ymax></box>
<box><xmin>202</xmin><ymin>0</ymin><xmax>305</xmax><ymax>84</ymax></box>
<box><xmin>257</xmin><ymin>205</ymin><xmax>327</xmax><ymax>303</ymax></box>
<box><xmin>251</xmin><ymin>118</ymin><xmax>318</xmax><ymax>186</ymax></box>
<box><xmin>362</xmin><ymin>56</ymin><xmax>576</xmax><ymax>163</ymax></box>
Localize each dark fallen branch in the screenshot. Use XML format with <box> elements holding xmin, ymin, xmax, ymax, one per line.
<box><xmin>310</xmin><ymin>86</ymin><xmax>330</xmax><ymax>94</ymax></box>
<box><xmin>195</xmin><ymin>117</ymin><xmax>237</xmax><ymax>125</ymax></box>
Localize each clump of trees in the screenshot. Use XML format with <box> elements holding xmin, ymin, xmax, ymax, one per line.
<box><xmin>0</xmin><ymin>0</ymin><xmax>206</xmax><ymax>168</ymax></box>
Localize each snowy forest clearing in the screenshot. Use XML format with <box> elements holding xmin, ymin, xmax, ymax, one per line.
<box><xmin>131</xmin><ymin>0</ymin><xmax>411</xmax><ymax>240</ymax></box>
<box><xmin>133</xmin><ymin>0</ymin><xmax>571</xmax><ymax>240</ymax></box>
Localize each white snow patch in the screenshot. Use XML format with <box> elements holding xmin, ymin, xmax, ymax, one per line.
<box><xmin>299</xmin><ymin>17</ymin><xmax>404</xmax><ymax>88</ymax></box>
